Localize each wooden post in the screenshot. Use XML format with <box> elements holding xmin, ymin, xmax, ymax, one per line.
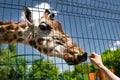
<box><xmin>89</xmin><ymin>73</ymin><xmax>96</xmax><ymax>80</ymax></box>
<box><xmin>89</xmin><ymin>69</ymin><xmax>115</xmax><ymax>80</ymax></box>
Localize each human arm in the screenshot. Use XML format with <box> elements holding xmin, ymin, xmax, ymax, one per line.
<box><xmin>89</xmin><ymin>52</ymin><xmax>120</xmax><ymax>80</ymax></box>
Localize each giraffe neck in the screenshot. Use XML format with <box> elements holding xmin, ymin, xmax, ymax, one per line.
<box><xmin>0</xmin><ymin>21</ymin><xmax>85</xmax><ymax>60</ymax></box>
<box><xmin>0</xmin><ymin>21</ymin><xmax>31</xmax><ymax>45</ymax></box>
<box><xmin>0</xmin><ymin>21</ymin><xmax>63</xmax><ymax>58</ymax></box>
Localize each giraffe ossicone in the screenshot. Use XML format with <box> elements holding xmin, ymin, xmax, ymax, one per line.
<box><xmin>0</xmin><ymin>6</ymin><xmax>87</xmax><ymax>65</ymax></box>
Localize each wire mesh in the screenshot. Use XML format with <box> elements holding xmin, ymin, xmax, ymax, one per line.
<box><xmin>0</xmin><ymin>0</ymin><xmax>120</xmax><ymax>80</ymax></box>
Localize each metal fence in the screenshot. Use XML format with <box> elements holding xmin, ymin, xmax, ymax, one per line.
<box><xmin>0</xmin><ymin>0</ymin><xmax>120</xmax><ymax>80</ymax></box>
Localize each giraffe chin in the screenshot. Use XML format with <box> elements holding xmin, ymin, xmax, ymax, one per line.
<box><xmin>64</xmin><ymin>52</ymin><xmax>87</xmax><ymax>65</ymax></box>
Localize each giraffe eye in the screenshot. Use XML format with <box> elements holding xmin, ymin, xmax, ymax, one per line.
<box><xmin>39</xmin><ymin>22</ymin><xmax>52</xmax><ymax>31</ymax></box>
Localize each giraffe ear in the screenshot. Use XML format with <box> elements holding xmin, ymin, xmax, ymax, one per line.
<box><xmin>23</xmin><ymin>6</ymin><xmax>32</xmax><ymax>23</ymax></box>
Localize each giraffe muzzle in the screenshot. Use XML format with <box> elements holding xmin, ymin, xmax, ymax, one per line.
<box><xmin>76</xmin><ymin>52</ymin><xmax>87</xmax><ymax>63</ymax></box>
<box><xmin>64</xmin><ymin>52</ymin><xmax>87</xmax><ymax>65</ymax></box>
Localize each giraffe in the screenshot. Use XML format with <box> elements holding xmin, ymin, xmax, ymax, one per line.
<box><xmin>0</xmin><ymin>6</ymin><xmax>87</xmax><ymax>65</ymax></box>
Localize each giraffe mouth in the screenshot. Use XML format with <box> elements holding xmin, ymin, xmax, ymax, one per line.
<box><xmin>64</xmin><ymin>52</ymin><xmax>87</xmax><ymax>65</ymax></box>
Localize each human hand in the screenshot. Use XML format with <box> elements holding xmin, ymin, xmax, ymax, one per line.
<box><xmin>89</xmin><ymin>52</ymin><xmax>104</xmax><ymax>68</ymax></box>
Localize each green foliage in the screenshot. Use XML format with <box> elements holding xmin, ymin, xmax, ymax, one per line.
<box><xmin>0</xmin><ymin>44</ymin><xmax>102</xmax><ymax>80</ymax></box>
<box><xmin>102</xmin><ymin>49</ymin><xmax>115</xmax><ymax>69</ymax></box>
<box><xmin>102</xmin><ymin>48</ymin><xmax>120</xmax><ymax>77</ymax></box>
<box><xmin>0</xmin><ymin>44</ymin><xmax>27</xmax><ymax>79</ymax></box>
<box><xmin>0</xmin><ymin>44</ymin><xmax>60</xmax><ymax>79</ymax></box>
<box><xmin>89</xmin><ymin>64</ymin><xmax>99</xmax><ymax>72</ymax></box>
<box><xmin>57</xmin><ymin>63</ymin><xmax>91</xmax><ymax>80</ymax></box>
<box><xmin>58</xmin><ymin>70</ymin><xmax>75</xmax><ymax>80</ymax></box>
<box><xmin>58</xmin><ymin>70</ymin><xmax>89</xmax><ymax>80</ymax></box>
<box><xmin>74</xmin><ymin>63</ymin><xmax>91</xmax><ymax>74</ymax></box>
<box><xmin>28</xmin><ymin>59</ymin><xmax>59</xmax><ymax>80</ymax></box>
<box><xmin>8</xmin><ymin>44</ymin><xmax>17</xmax><ymax>53</ymax></box>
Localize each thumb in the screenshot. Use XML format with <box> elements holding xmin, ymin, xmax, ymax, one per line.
<box><xmin>90</xmin><ymin>57</ymin><xmax>95</xmax><ymax>62</ymax></box>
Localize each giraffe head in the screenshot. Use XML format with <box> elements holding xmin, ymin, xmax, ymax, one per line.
<box><xmin>0</xmin><ymin>6</ymin><xmax>87</xmax><ymax>65</ymax></box>
<box><xmin>23</xmin><ymin>6</ymin><xmax>87</xmax><ymax>65</ymax></box>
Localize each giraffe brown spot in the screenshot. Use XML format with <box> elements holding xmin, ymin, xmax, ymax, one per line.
<box><xmin>34</xmin><ymin>45</ymin><xmax>37</xmax><ymax>49</ymax></box>
<box><xmin>43</xmin><ymin>48</ymin><xmax>48</xmax><ymax>53</ymax></box>
<box><xmin>38</xmin><ymin>47</ymin><xmax>42</xmax><ymax>52</ymax></box>
<box><xmin>13</xmin><ymin>34</ymin><xmax>17</xmax><ymax>39</ymax></box>
<box><xmin>17</xmin><ymin>38</ymin><xmax>24</xmax><ymax>43</ymax></box>
<box><xmin>9</xmin><ymin>38</ymin><xmax>13</xmax><ymax>42</ymax></box>
<box><xmin>0</xmin><ymin>27</ymin><xmax>5</xmax><ymax>34</ymax></box>
<box><xmin>37</xmin><ymin>38</ymin><xmax>44</xmax><ymax>45</ymax></box>
<box><xmin>49</xmin><ymin>48</ymin><xmax>53</xmax><ymax>53</ymax></box>
<box><xmin>20</xmin><ymin>26</ymin><xmax>26</xmax><ymax>29</ymax></box>
<box><xmin>7</xmin><ymin>31</ymin><xmax>13</xmax><ymax>34</ymax></box>
<box><xmin>6</xmin><ymin>25</ymin><xmax>14</xmax><ymax>30</ymax></box>
<box><xmin>29</xmin><ymin>40</ymin><xmax>36</xmax><ymax>46</ymax></box>
<box><xmin>15</xmin><ymin>26</ymin><xmax>19</xmax><ymax>30</ymax></box>
<box><xmin>3</xmin><ymin>34</ymin><xmax>9</xmax><ymax>41</ymax></box>
<box><xmin>2</xmin><ymin>34</ymin><xmax>13</xmax><ymax>43</ymax></box>
<box><xmin>17</xmin><ymin>31</ymin><xmax>23</xmax><ymax>36</ymax></box>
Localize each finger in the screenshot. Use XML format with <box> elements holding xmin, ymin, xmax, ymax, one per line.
<box><xmin>90</xmin><ymin>57</ymin><xmax>95</xmax><ymax>61</ymax></box>
<box><xmin>90</xmin><ymin>52</ymin><xmax>99</xmax><ymax>58</ymax></box>
<box><xmin>91</xmin><ymin>52</ymin><xmax>97</xmax><ymax>55</ymax></box>
<box><xmin>89</xmin><ymin>58</ymin><xmax>95</xmax><ymax>63</ymax></box>
<box><xmin>89</xmin><ymin>53</ymin><xmax>95</xmax><ymax>58</ymax></box>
